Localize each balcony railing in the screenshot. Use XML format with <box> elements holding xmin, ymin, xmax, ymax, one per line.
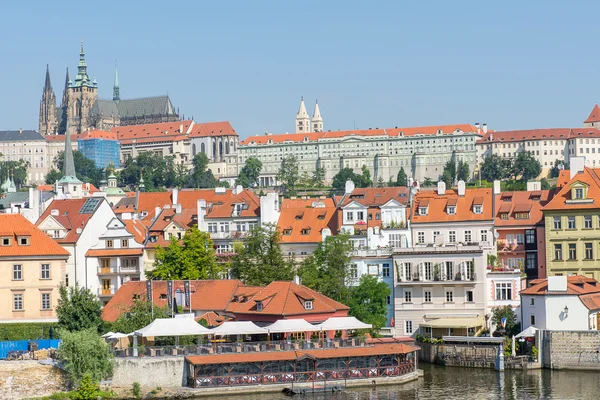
<box><xmin>210</xmin><ymin>231</ymin><xmax>248</xmax><ymax>240</ymax></box>
<box><xmin>98</xmin><ymin>288</ymin><xmax>115</xmax><ymax>296</ymax></box>
<box><xmin>393</xmin><ymin>242</ymin><xmax>492</xmax><ymax>254</ymax></box>
<box><xmin>352</xmin><ymin>248</ymin><xmax>394</xmax><ymax>257</ymax></box>
<box><xmin>98</xmin><ymin>266</ymin><xmax>141</xmax><ymax>274</ymax></box>
<box><xmin>397</xmin><ymin>273</ymin><xmax>477</xmax><ymax>283</ymax></box>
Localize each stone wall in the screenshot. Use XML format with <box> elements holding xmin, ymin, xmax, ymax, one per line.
<box><xmin>0</xmin><ymin>360</ymin><xmax>68</xmax><ymax>400</ymax></box>
<box><xmin>418</xmin><ymin>341</ymin><xmax>499</xmax><ymax>369</ymax></box>
<box><xmin>543</xmin><ymin>330</ymin><xmax>600</xmax><ymax>370</ymax></box>
<box><xmin>111</xmin><ymin>356</ymin><xmax>187</xmax><ymax>389</ymax></box>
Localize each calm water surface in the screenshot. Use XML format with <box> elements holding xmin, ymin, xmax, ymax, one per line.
<box><xmin>195</xmin><ymin>363</ymin><xmax>600</xmax><ymax>400</ymax></box>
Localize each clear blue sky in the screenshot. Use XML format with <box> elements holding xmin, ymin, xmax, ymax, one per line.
<box><xmin>1</xmin><ymin>0</ymin><xmax>599</xmax><ymax>138</ymax></box>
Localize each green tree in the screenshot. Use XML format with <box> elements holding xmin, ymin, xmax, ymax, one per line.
<box><xmin>491</xmin><ymin>306</ymin><xmax>520</xmax><ymax>337</ymax></box>
<box><xmin>396</xmin><ymin>167</ymin><xmax>407</xmax><ymax>187</ymax></box>
<box><xmin>277</xmin><ymin>155</ymin><xmax>300</xmax><ymax>196</ymax></box>
<box><xmin>348</xmin><ymin>275</ymin><xmax>390</xmax><ymax>332</ymax></box>
<box><xmin>147</xmin><ymin>227</ymin><xmax>221</xmax><ymax>280</ymax></box>
<box><xmin>513</xmin><ymin>152</ymin><xmax>542</xmax><ymax>181</ymax></box>
<box><xmin>440</xmin><ymin>170</ymin><xmax>453</xmax><ymax>187</ymax></box>
<box><xmin>456</xmin><ymin>160</ymin><xmax>470</xmax><ymax>182</ymax></box>
<box><xmin>540</xmin><ymin>177</ymin><xmax>551</xmax><ymax>190</ymax></box>
<box><xmin>57</xmin><ymin>328</ymin><xmax>114</xmax><ymax>387</ymax></box>
<box><xmin>442</xmin><ymin>152</ymin><xmax>457</xmax><ymax>185</ymax></box>
<box><xmin>480</xmin><ymin>154</ymin><xmax>511</xmax><ymax>182</ymax></box>
<box><xmin>331</xmin><ymin>168</ymin><xmax>361</xmax><ymax>190</ymax></box>
<box><xmin>54</xmin><ymin>150</ymin><xmax>104</xmax><ymax>187</ymax></box>
<box><xmin>56</xmin><ymin>285</ymin><xmax>103</xmax><ymax>333</ymax></box>
<box><xmin>359</xmin><ymin>165</ymin><xmax>372</xmax><ymax>187</ymax></box>
<box><xmin>45</xmin><ymin>169</ymin><xmax>63</xmax><ymax>185</ymax></box>
<box><xmin>549</xmin><ymin>159</ymin><xmax>568</xmax><ymax>179</ymax></box>
<box><xmin>422</xmin><ymin>177</ymin><xmax>433</xmax><ymax>187</ymax></box>
<box><xmin>110</xmin><ymin>299</ymin><xmax>170</xmax><ymax>334</ymax></box>
<box><xmin>299</xmin><ymin>171</ymin><xmax>312</xmax><ymax>187</ymax></box>
<box><xmin>236</xmin><ymin>157</ymin><xmax>262</xmax><ymax>188</ymax></box>
<box><xmin>311</xmin><ymin>167</ymin><xmax>326</xmax><ymax>188</ymax></box>
<box><xmin>376</xmin><ymin>176</ymin><xmax>385</xmax><ymax>187</ymax></box>
<box><xmin>229</xmin><ymin>224</ymin><xmax>293</xmax><ymax>285</ymax></box>
<box><xmin>0</xmin><ymin>159</ymin><xmax>29</xmax><ymax>188</ymax></box>
<box><xmin>298</xmin><ymin>234</ymin><xmax>353</xmax><ymax>302</ymax></box>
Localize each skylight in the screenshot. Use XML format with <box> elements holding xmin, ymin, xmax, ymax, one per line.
<box><xmin>79</xmin><ymin>198</ymin><xmax>101</xmax><ymax>214</ymax></box>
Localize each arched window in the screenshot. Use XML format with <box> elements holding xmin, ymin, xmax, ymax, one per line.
<box><xmin>192</xmin><ymin>143</ymin><xmax>197</xmax><ymax>156</ymax></box>
<box><xmin>213</xmin><ymin>141</ymin><xmax>217</xmax><ymax>160</ymax></box>
<box><xmin>219</xmin><ymin>141</ymin><xmax>223</xmax><ymax>156</ymax></box>
<box><xmin>201</xmin><ymin>143</ymin><xmax>205</xmax><ymax>153</ymax></box>
<box><xmin>225</xmin><ymin>141</ymin><xmax>230</xmax><ymax>154</ymax></box>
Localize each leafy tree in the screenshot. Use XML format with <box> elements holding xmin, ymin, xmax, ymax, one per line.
<box><xmin>540</xmin><ymin>177</ymin><xmax>551</xmax><ymax>190</ymax></box>
<box><xmin>549</xmin><ymin>159</ymin><xmax>568</xmax><ymax>179</ymax></box>
<box><xmin>311</xmin><ymin>167</ymin><xmax>326</xmax><ymax>188</ymax></box>
<box><xmin>277</xmin><ymin>155</ymin><xmax>300</xmax><ymax>196</ymax></box>
<box><xmin>348</xmin><ymin>275</ymin><xmax>390</xmax><ymax>332</ymax></box>
<box><xmin>298</xmin><ymin>234</ymin><xmax>353</xmax><ymax>302</ymax></box>
<box><xmin>299</xmin><ymin>171</ymin><xmax>312</xmax><ymax>187</ymax></box>
<box><xmin>491</xmin><ymin>306</ymin><xmax>520</xmax><ymax>337</ymax></box>
<box><xmin>54</xmin><ymin>150</ymin><xmax>103</xmax><ymax>187</ymax></box>
<box><xmin>359</xmin><ymin>165</ymin><xmax>372</xmax><ymax>188</ymax></box>
<box><xmin>422</xmin><ymin>177</ymin><xmax>434</xmax><ymax>187</ymax></box>
<box><xmin>442</xmin><ymin>151</ymin><xmax>457</xmax><ymax>185</ymax></box>
<box><xmin>440</xmin><ymin>170</ymin><xmax>453</xmax><ymax>187</ymax></box>
<box><xmin>377</xmin><ymin>176</ymin><xmax>385</xmax><ymax>187</ymax></box>
<box><xmin>56</xmin><ymin>285</ymin><xmax>103</xmax><ymax>333</ymax></box>
<box><xmin>229</xmin><ymin>224</ymin><xmax>293</xmax><ymax>285</ymax></box>
<box><xmin>45</xmin><ymin>169</ymin><xmax>63</xmax><ymax>185</ymax></box>
<box><xmin>0</xmin><ymin>159</ymin><xmax>29</xmax><ymax>188</ymax></box>
<box><xmin>480</xmin><ymin>154</ymin><xmax>511</xmax><ymax>182</ymax></box>
<box><xmin>110</xmin><ymin>299</ymin><xmax>170</xmax><ymax>334</ymax></box>
<box><xmin>57</xmin><ymin>328</ymin><xmax>114</xmax><ymax>387</ymax></box>
<box><xmin>236</xmin><ymin>157</ymin><xmax>262</xmax><ymax>188</ymax></box>
<box><xmin>513</xmin><ymin>152</ymin><xmax>542</xmax><ymax>181</ymax></box>
<box><xmin>456</xmin><ymin>160</ymin><xmax>470</xmax><ymax>182</ymax></box>
<box><xmin>147</xmin><ymin>227</ymin><xmax>221</xmax><ymax>280</ymax></box>
<box><xmin>331</xmin><ymin>168</ymin><xmax>361</xmax><ymax>190</ymax></box>
<box><xmin>396</xmin><ymin>167</ymin><xmax>407</xmax><ymax>187</ymax></box>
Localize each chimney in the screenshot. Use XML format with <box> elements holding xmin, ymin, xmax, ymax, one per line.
<box><xmin>570</xmin><ymin>156</ymin><xmax>585</xmax><ymax>180</ymax></box>
<box><xmin>233</xmin><ymin>185</ymin><xmax>243</xmax><ymax>195</ymax></box>
<box><xmin>457</xmin><ymin>180</ymin><xmax>466</xmax><ymax>196</ymax></box>
<box><xmin>28</xmin><ymin>188</ymin><xmax>34</xmax><ymax>210</ymax></box>
<box><xmin>482</xmin><ymin>123</ymin><xmax>488</xmax><ymax>134</ymax></box>
<box><xmin>345</xmin><ymin>179</ymin><xmax>355</xmax><ymax>194</ymax></box>
<box><xmin>197</xmin><ymin>199</ymin><xmax>207</xmax><ymax>227</ymax></box>
<box><xmin>154</xmin><ymin>206</ymin><xmax>161</xmax><ymax>220</ymax></box>
<box><xmin>175</xmin><ymin>204</ymin><xmax>182</xmax><ymax>214</ymax></box>
<box><xmin>493</xmin><ymin>180</ymin><xmax>501</xmax><ymax>195</ymax></box>
<box><xmin>526</xmin><ymin>181</ymin><xmax>541</xmax><ymax>191</ymax></box>
<box><xmin>260</xmin><ymin>193</ymin><xmax>280</xmax><ymax>225</ymax></box>
<box><xmin>172</xmin><ymin>188</ymin><xmax>179</xmax><ymax>207</ymax></box>
<box><xmin>437</xmin><ymin>181</ymin><xmax>446</xmax><ymax>196</ymax></box>
<box><xmin>475</xmin><ymin>122</ymin><xmax>480</xmax><ymax>134</ymax></box>
<box><xmin>321</xmin><ymin>228</ymin><xmax>331</xmax><ymax>241</ymax></box>
<box><xmin>293</xmin><ymin>275</ymin><xmax>301</xmax><ymax>285</ymax></box>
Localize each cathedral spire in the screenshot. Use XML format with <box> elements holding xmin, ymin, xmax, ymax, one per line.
<box><xmin>44</xmin><ymin>64</ymin><xmax>52</xmax><ymax>91</ymax></box>
<box><xmin>39</xmin><ymin>64</ymin><xmax>58</xmax><ymax>135</ymax></box>
<box><xmin>74</xmin><ymin>40</ymin><xmax>91</xmax><ymax>87</ymax></box>
<box><xmin>113</xmin><ymin>63</ymin><xmax>120</xmax><ymax>102</ymax></box>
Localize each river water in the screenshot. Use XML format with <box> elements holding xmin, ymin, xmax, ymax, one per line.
<box><xmin>196</xmin><ymin>363</ymin><xmax>600</xmax><ymax>400</ymax></box>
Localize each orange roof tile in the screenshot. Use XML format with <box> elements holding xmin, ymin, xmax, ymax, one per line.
<box><xmin>188</xmin><ymin>121</ymin><xmax>237</xmax><ymax>138</ymax></box>
<box><xmin>411</xmin><ymin>188</ymin><xmax>492</xmax><ymax>224</ymax></box>
<box><xmin>36</xmin><ymin>184</ymin><xmax>54</xmax><ymax>192</ymax></box>
<box><xmin>45</xmin><ymin>134</ymin><xmax>81</xmax><ymax>142</ymax></box>
<box><xmin>111</xmin><ymin>120</ymin><xmax>194</xmax><ymax>145</ymax></box>
<box><xmin>78</xmin><ymin>129</ymin><xmax>117</xmax><ymax>140</ymax></box>
<box><xmin>542</xmin><ymin>168</ymin><xmax>600</xmax><ymax>211</ymax></box>
<box><xmin>102</xmin><ymin>280</ymin><xmax>243</xmax><ymax>322</ymax></box>
<box><xmin>0</xmin><ymin>214</ymin><xmax>69</xmax><ymax>258</ymax></box>
<box><xmin>241</xmin><ymin>124</ymin><xmax>478</xmax><ymax>145</ymax></box>
<box><xmin>521</xmin><ymin>276</ymin><xmax>600</xmax><ymax>297</ymax></box>
<box><xmin>279</xmin><ymin>199</ymin><xmax>337</xmax><ymax>244</ymax></box>
<box><xmin>495</xmin><ymin>190</ymin><xmax>553</xmax><ymax>227</ymax></box>
<box><xmin>85</xmin><ymin>249</ymin><xmax>143</xmax><ymax>257</ymax></box>
<box><xmin>123</xmin><ymin>219</ymin><xmax>147</xmax><ymax>244</ymax></box>
<box><xmin>477</xmin><ymin>127</ymin><xmax>600</xmax><ymax>144</ymax></box>
<box><xmin>195</xmin><ymin>311</ymin><xmax>223</xmax><ymax>327</ymax></box>
<box><xmin>556</xmin><ymin>170</ymin><xmax>570</xmax><ymax>188</ymax></box>
<box><xmin>37</xmin><ymin>198</ymin><xmax>106</xmax><ymax>244</ymax></box>
<box><xmin>584</xmin><ymin>104</ymin><xmax>600</xmax><ymax>123</ymax></box>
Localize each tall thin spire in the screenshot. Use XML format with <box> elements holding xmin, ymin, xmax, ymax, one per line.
<box><xmin>296</xmin><ymin>96</ymin><xmax>310</xmax><ymax>133</ymax></box>
<box><xmin>113</xmin><ymin>63</ymin><xmax>120</xmax><ymax>102</ymax></box>
<box><xmin>312</xmin><ymin>99</ymin><xmax>323</xmax><ymax>132</ymax></box>
<box><xmin>74</xmin><ymin>40</ymin><xmax>91</xmax><ymax>87</ymax></box>
<box><xmin>44</xmin><ymin>64</ymin><xmax>52</xmax><ymax>90</ymax></box>
<box><xmin>62</xmin><ymin>121</ymin><xmax>79</xmax><ymax>181</ymax></box>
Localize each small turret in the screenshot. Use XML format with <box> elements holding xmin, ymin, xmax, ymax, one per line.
<box><xmin>295</xmin><ymin>96</ymin><xmax>310</xmax><ymax>133</ymax></box>
<box><xmin>312</xmin><ymin>100</ymin><xmax>323</xmax><ymax>132</ymax></box>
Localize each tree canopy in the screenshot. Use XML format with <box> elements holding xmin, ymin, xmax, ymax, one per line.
<box><xmin>396</xmin><ymin>167</ymin><xmax>407</xmax><ymax>187</ymax></box>
<box><xmin>513</xmin><ymin>152</ymin><xmax>542</xmax><ymax>181</ymax></box>
<box><xmin>456</xmin><ymin>160</ymin><xmax>470</xmax><ymax>182</ymax></box>
<box><xmin>147</xmin><ymin>226</ymin><xmax>221</xmax><ymax>280</ymax></box>
<box><xmin>480</xmin><ymin>154</ymin><xmax>511</xmax><ymax>182</ymax></box>
<box><xmin>491</xmin><ymin>305</ymin><xmax>520</xmax><ymax>337</ymax></box>
<box><xmin>52</xmin><ymin>150</ymin><xmax>104</xmax><ymax>187</ymax></box>
<box><xmin>0</xmin><ymin>159</ymin><xmax>28</xmax><ymax>189</ymax></box>
<box><xmin>236</xmin><ymin>157</ymin><xmax>262</xmax><ymax>188</ymax></box>
<box><xmin>549</xmin><ymin>159</ymin><xmax>568</xmax><ymax>178</ymax></box>
<box><xmin>229</xmin><ymin>224</ymin><xmax>294</xmax><ymax>285</ymax></box>
<box><xmin>278</xmin><ymin>155</ymin><xmax>300</xmax><ymax>196</ymax></box>
<box><xmin>311</xmin><ymin>167</ymin><xmax>326</xmax><ymax>188</ymax></box>
<box><xmin>331</xmin><ymin>166</ymin><xmax>373</xmax><ymax>190</ymax></box>
<box><xmin>348</xmin><ymin>275</ymin><xmax>390</xmax><ymax>331</ymax></box>
<box><xmin>56</xmin><ymin>285</ymin><xmax>104</xmax><ymax>333</ymax></box>
<box><xmin>110</xmin><ymin>299</ymin><xmax>170</xmax><ymax>334</ymax></box>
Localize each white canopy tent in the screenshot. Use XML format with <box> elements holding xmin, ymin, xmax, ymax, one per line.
<box><xmin>101</xmin><ymin>331</ymin><xmax>115</xmax><ymax>338</ymax></box>
<box><xmin>107</xmin><ymin>332</ymin><xmax>128</xmax><ymax>339</ymax></box>
<box><xmin>133</xmin><ymin>317</ymin><xmax>211</xmax><ymax>337</ymax></box>
<box><xmin>210</xmin><ymin>321</ymin><xmax>268</xmax><ymax>336</ymax></box>
<box><xmin>315</xmin><ymin>317</ymin><xmax>372</xmax><ymax>331</ymax></box>
<box><xmin>516</xmin><ymin>326</ymin><xmax>539</xmax><ymax>338</ymax></box>
<box><xmin>265</xmin><ymin>319</ymin><xmax>317</xmax><ymax>334</ymax></box>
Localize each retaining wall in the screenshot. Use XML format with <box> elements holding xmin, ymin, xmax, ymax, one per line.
<box><xmin>111</xmin><ymin>356</ymin><xmax>187</xmax><ymax>388</ymax></box>
<box><xmin>0</xmin><ymin>360</ymin><xmax>68</xmax><ymax>400</ymax></box>
<box><xmin>418</xmin><ymin>341</ymin><xmax>499</xmax><ymax>369</ymax></box>
<box><xmin>542</xmin><ymin>330</ymin><xmax>600</xmax><ymax>370</ymax></box>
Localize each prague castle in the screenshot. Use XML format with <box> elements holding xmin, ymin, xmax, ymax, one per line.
<box><xmin>39</xmin><ymin>42</ymin><xmax>180</xmax><ymax>136</ymax></box>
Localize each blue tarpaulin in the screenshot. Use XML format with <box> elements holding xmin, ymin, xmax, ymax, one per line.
<box><xmin>0</xmin><ymin>339</ymin><xmax>61</xmax><ymax>359</ymax></box>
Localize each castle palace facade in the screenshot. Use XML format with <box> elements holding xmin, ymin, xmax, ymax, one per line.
<box><xmin>39</xmin><ymin>43</ymin><xmax>180</xmax><ymax>136</ymax></box>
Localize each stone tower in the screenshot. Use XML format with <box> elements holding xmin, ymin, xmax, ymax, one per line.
<box><xmin>39</xmin><ymin>65</ymin><xmax>58</xmax><ymax>135</ymax></box>
<box><xmin>295</xmin><ymin>97</ymin><xmax>311</xmax><ymax>133</ymax></box>
<box><xmin>312</xmin><ymin>100</ymin><xmax>323</xmax><ymax>132</ymax></box>
<box><xmin>66</xmin><ymin>41</ymin><xmax>98</xmax><ymax>135</ymax></box>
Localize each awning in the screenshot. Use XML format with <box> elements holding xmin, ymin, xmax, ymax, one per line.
<box><xmin>498</xmin><ymin>203</ymin><xmax>512</xmax><ymax>214</ymax></box>
<box><xmin>266</xmin><ymin>319</ymin><xmax>317</xmax><ymax>333</ymax></box>
<box><xmin>133</xmin><ymin>316</ymin><xmax>212</xmax><ymax>337</ymax></box>
<box><xmin>513</xmin><ymin>203</ymin><xmax>532</xmax><ymax>213</ymax></box>
<box><xmin>315</xmin><ymin>317</ymin><xmax>372</xmax><ymax>331</ymax></box>
<box><xmin>107</xmin><ymin>332</ymin><xmax>128</xmax><ymax>339</ymax></box>
<box><xmin>516</xmin><ymin>326</ymin><xmax>539</xmax><ymax>338</ymax></box>
<box><xmin>210</xmin><ymin>321</ymin><xmax>268</xmax><ymax>336</ymax></box>
<box><xmin>421</xmin><ymin>317</ymin><xmax>484</xmax><ymax>329</ymax></box>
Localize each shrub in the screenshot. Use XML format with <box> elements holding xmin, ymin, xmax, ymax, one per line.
<box><xmin>0</xmin><ymin>322</ymin><xmax>59</xmax><ymax>341</ymax></box>
<box><xmin>132</xmin><ymin>382</ymin><xmax>141</xmax><ymax>399</ymax></box>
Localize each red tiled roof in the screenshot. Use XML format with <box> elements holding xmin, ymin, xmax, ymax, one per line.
<box><xmin>102</xmin><ymin>280</ymin><xmax>243</xmax><ymax>322</ymax></box>
<box><xmin>123</xmin><ymin>219</ymin><xmax>147</xmax><ymax>244</ymax></box>
<box><xmin>85</xmin><ymin>249</ymin><xmax>143</xmax><ymax>257</ymax></box>
<box><xmin>79</xmin><ymin>129</ymin><xmax>117</xmax><ymax>140</ymax></box>
<box><xmin>226</xmin><ymin>281</ymin><xmax>349</xmax><ymax>317</ymax></box>
<box><xmin>0</xmin><ymin>214</ymin><xmax>70</xmax><ymax>258</ymax></box>
<box><xmin>186</xmin><ymin>342</ymin><xmax>419</xmax><ymax>365</ymax></box>
<box><xmin>521</xmin><ymin>276</ymin><xmax>600</xmax><ymax>296</ymax></box>
<box><xmin>542</xmin><ymin>168</ymin><xmax>600</xmax><ymax>211</ymax></box>
<box><xmin>477</xmin><ymin>127</ymin><xmax>600</xmax><ymax>144</ymax></box>
<box><xmin>278</xmin><ymin>199</ymin><xmax>337</xmax><ymax>244</ymax></box>
<box><xmin>584</xmin><ymin>104</ymin><xmax>600</xmax><ymax>123</ymax></box>
<box><xmin>556</xmin><ymin>170</ymin><xmax>570</xmax><ymax>188</ymax></box>
<box><xmin>495</xmin><ymin>190</ymin><xmax>553</xmax><ymax>227</ymax></box>
<box><xmin>37</xmin><ymin>184</ymin><xmax>54</xmax><ymax>192</ymax></box>
<box><xmin>411</xmin><ymin>188</ymin><xmax>492</xmax><ymax>224</ymax></box>
<box><xmin>45</xmin><ymin>134</ymin><xmax>80</xmax><ymax>142</ymax></box>
<box><xmin>111</xmin><ymin>120</ymin><xmax>194</xmax><ymax>145</ymax></box>
<box><xmin>189</xmin><ymin>121</ymin><xmax>237</xmax><ymax>138</ymax></box>
<box><xmin>241</xmin><ymin>124</ymin><xmax>478</xmax><ymax>145</ymax></box>
<box><xmin>337</xmin><ymin>187</ymin><xmax>410</xmax><ymax>208</ymax></box>
<box><xmin>37</xmin><ymin>198</ymin><xmax>105</xmax><ymax>244</ymax></box>
<box><xmin>195</xmin><ymin>311</ymin><xmax>223</xmax><ymax>327</ymax></box>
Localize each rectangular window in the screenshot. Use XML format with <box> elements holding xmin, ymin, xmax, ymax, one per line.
<box><xmin>449</xmin><ymin>231</ymin><xmax>456</xmax><ymax>243</ymax></box>
<box><xmin>419</xmin><ymin>207</ymin><xmax>428</xmax><ymax>216</ymax></box>
<box><xmin>447</xmin><ymin>206</ymin><xmax>456</xmax><ymax>215</ymax></box>
<box><xmin>424</xmin><ymin>291</ymin><xmax>432</xmax><ymax>302</ymax></box>
<box><xmin>424</xmin><ymin>262</ymin><xmax>432</xmax><ymax>280</ymax></box>
<box><xmin>41</xmin><ymin>264</ymin><xmax>50</xmax><ymax>279</ymax></box>
<box><xmin>526</xmin><ymin>229</ymin><xmax>535</xmax><ymax>244</ymax></box>
<box><xmin>473</xmin><ymin>205</ymin><xmax>482</xmax><ymax>214</ymax></box>
<box><xmin>530</xmin><ymin>315</ymin><xmax>536</xmax><ymax>325</ymax></box>
<box><xmin>445</xmin><ymin>291</ymin><xmax>454</xmax><ymax>302</ymax></box>
<box><xmin>466</xmin><ymin>290</ymin><xmax>474</xmax><ymax>302</ymax></box>
<box><xmin>121</xmin><ymin>239</ymin><xmax>129</xmax><ymax>248</ymax></box>
<box><xmin>405</xmin><ymin>321</ymin><xmax>413</xmax><ymax>334</ymax></box>
<box><xmin>389</xmin><ymin>234</ymin><xmax>402</xmax><ymax>248</ymax></box>
<box><xmin>568</xmin><ymin>216</ymin><xmax>576</xmax><ymax>229</ymax></box>
<box><xmin>530</xmin><ymin>298</ymin><xmax>535</xmax><ymax>306</ymax></box>
<box><xmin>346</xmin><ymin>211</ymin><xmax>354</xmax><ymax>221</ymax></box>
<box><xmin>404</xmin><ymin>290</ymin><xmax>412</xmax><ymax>303</ymax></box>
<box><xmin>526</xmin><ymin>253</ymin><xmax>536</xmax><ymax>270</ymax></box>
<box><xmin>516</xmin><ymin>234</ymin><xmax>524</xmax><ymax>245</ymax></box>
<box><xmin>554</xmin><ymin>244</ymin><xmax>562</xmax><ymax>260</ymax></box>
<box><xmin>553</xmin><ymin>217</ymin><xmax>561</xmax><ymax>230</ymax></box>
<box><xmin>350</xmin><ymin>264</ymin><xmax>358</xmax><ymax>278</ymax></box>
<box><xmin>568</xmin><ymin>243</ymin><xmax>577</xmax><ymax>260</ymax></box>
<box><xmin>585</xmin><ymin>243</ymin><xmax>593</xmax><ymax>260</ymax></box>
<box><xmin>424</xmin><ymin>326</ymin><xmax>432</xmax><ymax>335</ymax></box>
<box><xmin>417</xmin><ymin>231</ymin><xmax>425</xmax><ymax>244</ymax></box>
<box><xmin>208</xmin><ymin>223</ymin><xmax>218</xmax><ymax>233</ymax></box>
<box><xmin>357</xmin><ymin>211</ymin><xmax>364</xmax><ymax>221</ymax></box>
<box><xmin>495</xmin><ymin>283</ymin><xmax>512</xmax><ymax>300</ymax></box>
<box><xmin>382</xmin><ymin>264</ymin><xmax>390</xmax><ymax>278</ymax></box>
<box><xmin>304</xmin><ymin>301</ymin><xmax>313</xmax><ymax>310</ymax></box>
<box><xmin>41</xmin><ymin>293</ymin><xmax>51</xmax><ymax>310</ymax></box>
<box><xmin>585</xmin><ymin>215</ymin><xmax>593</xmax><ymax>229</ymax></box>
<box><xmin>13</xmin><ymin>265</ymin><xmax>22</xmax><ymax>280</ymax></box>
<box><xmin>13</xmin><ymin>294</ymin><xmax>23</xmax><ymax>311</ymax></box>
<box><xmin>575</xmin><ymin>188</ymin><xmax>584</xmax><ymax>199</ymax></box>
<box><xmin>386</xmin><ymin>295</ymin><xmax>391</xmax><ymax>305</ymax></box>
<box><xmin>433</xmin><ymin>231</ymin><xmax>441</xmax><ymax>243</ymax></box>
<box><xmin>106</xmin><ymin>240</ymin><xmax>114</xmax><ymax>248</ymax></box>
<box><xmin>480</xmin><ymin>230</ymin><xmax>488</xmax><ymax>242</ymax></box>
<box><xmin>515</xmin><ymin>213</ymin><xmax>529</xmax><ymax>220</ymax></box>
<box><xmin>464</xmin><ymin>230</ymin><xmax>472</xmax><ymax>243</ymax></box>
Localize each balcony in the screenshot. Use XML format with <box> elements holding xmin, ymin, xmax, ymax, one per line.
<box><xmin>209</xmin><ymin>231</ymin><xmax>248</xmax><ymax>240</ymax></box>
<box><xmin>98</xmin><ymin>265</ymin><xmax>141</xmax><ymax>275</ymax></box>
<box><xmin>98</xmin><ymin>288</ymin><xmax>115</xmax><ymax>297</ymax></box>
<box><xmin>397</xmin><ymin>272</ymin><xmax>477</xmax><ymax>284</ymax></box>
<box><xmin>381</xmin><ymin>221</ymin><xmax>407</xmax><ymax>230</ymax></box>
<box><xmin>393</xmin><ymin>242</ymin><xmax>492</xmax><ymax>255</ymax></box>
<box><xmin>497</xmin><ymin>240</ymin><xmax>524</xmax><ymax>253</ymax></box>
<box><xmin>352</xmin><ymin>248</ymin><xmax>393</xmax><ymax>257</ymax></box>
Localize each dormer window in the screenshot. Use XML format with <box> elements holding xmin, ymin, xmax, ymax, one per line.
<box><xmin>18</xmin><ymin>237</ymin><xmax>30</xmax><ymax>246</ymax></box>
<box><xmin>473</xmin><ymin>205</ymin><xmax>482</xmax><ymax>214</ymax></box>
<box><xmin>301</xmin><ymin>228</ymin><xmax>311</xmax><ymax>235</ymax></box>
<box><xmin>1</xmin><ymin>237</ymin><xmax>11</xmax><ymax>246</ymax></box>
<box><xmin>419</xmin><ymin>207</ymin><xmax>428</xmax><ymax>216</ymax></box>
<box><xmin>317</xmin><ymin>214</ymin><xmax>326</xmax><ymax>220</ymax></box>
<box><xmin>304</xmin><ymin>300</ymin><xmax>313</xmax><ymax>310</ymax></box>
<box><xmin>106</xmin><ymin>240</ymin><xmax>114</xmax><ymax>248</ymax></box>
<box><xmin>256</xmin><ymin>301</ymin><xmax>263</xmax><ymax>311</ymax></box>
<box><xmin>515</xmin><ymin>212</ymin><xmax>530</xmax><ymax>220</ymax></box>
<box><xmin>295</xmin><ymin>213</ymin><xmax>303</xmax><ymax>220</ymax></box>
<box><xmin>283</xmin><ymin>229</ymin><xmax>292</xmax><ymax>236</ymax></box>
<box><xmin>346</xmin><ymin>212</ymin><xmax>354</xmax><ymax>221</ymax></box>
<box><xmin>447</xmin><ymin>206</ymin><xmax>456</xmax><ymax>215</ymax></box>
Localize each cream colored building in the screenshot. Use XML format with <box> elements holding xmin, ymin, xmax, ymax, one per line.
<box><xmin>0</xmin><ymin>214</ymin><xmax>69</xmax><ymax>322</ymax></box>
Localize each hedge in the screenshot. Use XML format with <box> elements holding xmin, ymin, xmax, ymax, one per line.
<box><xmin>0</xmin><ymin>322</ymin><xmax>59</xmax><ymax>341</ymax></box>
